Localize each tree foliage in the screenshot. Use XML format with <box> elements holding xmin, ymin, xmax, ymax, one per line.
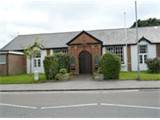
<box><xmin>131</xmin><ymin>18</ymin><xmax>160</xmax><ymax>28</ymax></box>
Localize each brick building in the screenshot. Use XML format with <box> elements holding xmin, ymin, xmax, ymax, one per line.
<box><xmin>1</xmin><ymin>26</ymin><xmax>160</xmax><ymax>75</ymax></box>
<box><xmin>0</xmin><ymin>51</ymin><xmax>26</xmax><ymax>75</ymax></box>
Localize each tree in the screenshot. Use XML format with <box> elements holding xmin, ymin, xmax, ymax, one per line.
<box><xmin>24</xmin><ymin>38</ymin><xmax>41</xmax><ymax>74</ymax></box>
<box><xmin>131</xmin><ymin>18</ymin><xmax>160</xmax><ymax>28</ymax></box>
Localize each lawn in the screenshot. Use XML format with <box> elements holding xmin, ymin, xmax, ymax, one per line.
<box><xmin>0</xmin><ymin>72</ymin><xmax>159</xmax><ymax>84</ymax></box>
<box><xmin>120</xmin><ymin>71</ymin><xmax>160</xmax><ymax>80</ymax></box>
<box><xmin>0</xmin><ymin>74</ymin><xmax>46</xmax><ymax>84</ymax></box>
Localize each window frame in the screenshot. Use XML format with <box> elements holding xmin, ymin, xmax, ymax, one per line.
<box><xmin>33</xmin><ymin>51</ymin><xmax>41</xmax><ymax>68</ymax></box>
<box><xmin>138</xmin><ymin>45</ymin><xmax>148</xmax><ymax>64</ymax></box>
<box><xmin>53</xmin><ymin>48</ymin><xmax>68</xmax><ymax>53</ymax></box>
<box><xmin>105</xmin><ymin>46</ymin><xmax>124</xmax><ymax>64</ymax></box>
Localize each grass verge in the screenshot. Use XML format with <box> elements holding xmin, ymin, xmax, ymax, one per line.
<box><xmin>0</xmin><ymin>74</ymin><xmax>46</xmax><ymax>84</ymax></box>
<box><xmin>120</xmin><ymin>71</ymin><xmax>160</xmax><ymax>80</ymax></box>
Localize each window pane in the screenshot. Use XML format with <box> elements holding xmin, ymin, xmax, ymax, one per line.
<box><xmin>0</xmin><ymin>55</ymin><xmax>6</xmax><ymax>64</ymax></box>
<box><xmin>106</xmin><ymin>46</ymin><xmax>124</xmax><ymax>63</ymax></box>
<box><xmin>34</xmin><ymin>59</ymin><xmax>37</xmax><ymax>67</ymax></box>
<box><xmin>139</xmin><ymin>55</ymin><xmax>143</xmax><ymax>64</ymax></box>
<box><xmin>38</xmin><ymin>59</ymin><xmax>41</xmax><ymax>67</ymax></box>
<box><xmin>139</xmin><ymin>45</ymin><xmax>147</xmax><ymax>53</ymax></box>
<box><xmin>35</xmin><ymin>52</ymin><xmax>41</xmax><ymax>58</ymax></box>
<box><xmin>53</xmin><ymin>49</ymin><xmax>68</xmax><ymax>53</ymax></box>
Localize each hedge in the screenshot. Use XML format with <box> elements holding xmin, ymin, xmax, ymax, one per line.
<box><xmin>43</xmin><ymin>56</ymin><xmax>59</xmax><ymax>80</ymax></box>
<box><xmin>99</xmin><ymin>52</ymin><xmax>121</xmax><ymax>80</ymax></box>
<box><xmin>146</xmin><ymin>57</ymin><xmax>160</xmax><ymax>73</ymax></box>
<box><xmin>43</xmin><ymin>52</ymin><xmax>70</xmax><ymax>80</ymax></box>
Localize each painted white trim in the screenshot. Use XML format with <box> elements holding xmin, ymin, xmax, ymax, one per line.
<box><xmin>0</xmin><ymin>51</ymin><xmax>24</xmax><ymax>55</ymax></box>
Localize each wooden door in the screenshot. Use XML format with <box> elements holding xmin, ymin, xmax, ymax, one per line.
<box><xmin>79</xmin><ymin>51</ymin><xmax>92</xmax><ymax>74</ymax></box>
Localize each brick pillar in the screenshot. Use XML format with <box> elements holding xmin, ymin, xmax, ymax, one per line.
<box><xmin>127</xmin><ymin>45</ymin><xmax>132</xmax><ymax>71</ymax></box>
<box><xmin>156</xmin><ymin>44</ymin><xmax>160</xmax><ymax>57</ymax></box>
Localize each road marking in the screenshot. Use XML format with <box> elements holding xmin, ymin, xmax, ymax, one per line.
<box><xmin>100</xmin><ymin>103</ymin><xmax>160</xmax><ymax>110</ymax></box>
<box><xmin>41</xmin><ymin>103</ymin><xmax>98</xmax><ymax>109</ymax></box>
<box><xmin>0</xmin><ymin>103</ymin><xmax>37</xmax><ymax>109</ymax></box>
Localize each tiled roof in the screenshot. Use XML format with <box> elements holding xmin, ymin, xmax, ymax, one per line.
<box><xmin>2</xmin><ymin>26</ymin><xmax>160</xmax><ymax>50</ymax></box>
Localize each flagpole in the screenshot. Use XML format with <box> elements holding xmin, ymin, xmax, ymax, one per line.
<box><xmin>135</xmin><ymin>1</ymin><xmax>140</xmax><ymax>80</ymax></box>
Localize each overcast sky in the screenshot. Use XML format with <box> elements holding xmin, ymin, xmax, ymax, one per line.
<box><xmin>0</xmin><ymin>0</ymin><xmax>160</xmax><ymax>48</ymax></box>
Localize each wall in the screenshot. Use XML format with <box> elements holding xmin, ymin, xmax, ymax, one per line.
<box><xmin>131</xmin><ymin>41</ymin><xmax>156</xmax><ymax>71</ymax></box>
<box><xmin>8</xmin><ymin>54</ymin><xmax>26</xmax><ymax>75</ymax></box>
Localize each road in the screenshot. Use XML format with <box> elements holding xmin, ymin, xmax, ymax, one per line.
<box><xmin>0</xmin><ymin>89</ymin><xmax>160</xmax><ymax>118</ymax></box>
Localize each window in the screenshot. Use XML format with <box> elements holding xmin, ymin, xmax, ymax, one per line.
<box><xmin>53</xmin><ymin>49</ymin><xmax>68</xmax><ymax>53</ymax></box>
<box><xmin>139</xmin><ymin>45</ymin><xmax>148</xmax><ymax>64</ymax></box>
<box><xmin>0</xmin><ymin>55</ymin><xmax>6</xmax><ymax>64</ymax></box>
<box><xmin>33</xmin><ymin>52</ymin><xmax>41</xmax><ymax>68</ymax></box>
<box><xmin>106</xmin><ymin>46</ymin><xmax>124</xmax><ymax>63</ymax></box>
<box><xmin>139</xmin><ymin>45</ymin><xmax>147</xmax><ymax>53</ymax></box>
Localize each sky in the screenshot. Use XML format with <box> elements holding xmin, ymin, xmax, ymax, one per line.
<box><xmin>0</xmin><ymin>0</ymin><xmax>160</xmax><ymax>49</ymax></box>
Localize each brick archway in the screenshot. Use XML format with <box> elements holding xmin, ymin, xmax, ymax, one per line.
<box><xmin>67</xmin><ymin>31</ymin><xmax>103</xmax><ymax>74</ymax></box>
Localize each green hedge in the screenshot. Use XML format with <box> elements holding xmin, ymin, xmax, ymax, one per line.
<box><xmin>99</xmin><ymin>52</ymin><xmax>121</xmax><ymax>80</ymax></box>
<box><xmin>146</xmin><ymin>57</ymin><xmax>160</xmax><ymax>73</ymax></box>
<box><xmin>43</xmin><ymin>56</ymin><xmax>59</xmax><ymax>80</ymax></box>
<box><xmin>55</xmin><ymin>52</ymin><xmax>70</xmax><ymax>71</ymax></box>
<box><xmin>43</xmin><ymin>52</ymin><xmax>70</xmax><ymax>80</ymax></box>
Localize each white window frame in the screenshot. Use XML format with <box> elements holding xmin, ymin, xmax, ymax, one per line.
<box><xmin>139</xmin><ymin>45</ymin><xmax>148</xmax><ymax>64</ymax></box>
<box><xmin>33</xmin><ymin>52</ymin><xmax>41</xmax><ymax>68</ymax></box>
<box><xmin>106</xmin><ymin>46</ymin><xmax>124</xmax><ymax>64</ymax></box>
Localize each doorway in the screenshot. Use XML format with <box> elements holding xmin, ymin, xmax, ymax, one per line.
<box><xmin>79</xmin><ymin>51</ymin><xmax>92</xmax><ymax>74</ymax></box>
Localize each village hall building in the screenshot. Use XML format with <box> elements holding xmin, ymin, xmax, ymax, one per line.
<box><xmin>0</xmin><ymin>26</ymin><xmax>160</xmax><ymax>75</ymax></box>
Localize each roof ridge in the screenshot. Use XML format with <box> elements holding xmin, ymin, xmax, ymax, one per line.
<box><xmin>18</xmin><ymin>25</ymin><xmax>160</xmax><ymax>36</ymax></box>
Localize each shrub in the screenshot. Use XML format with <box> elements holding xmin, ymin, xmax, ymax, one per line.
<box><xmin>43</xmin><ymin>53</ymin><xmax>70</xmax><ymax>80</ymax></box>
<box><xmin>55</xmin><ymin>68</ymin><xmax>70</xmax><ymax>81</ymax></box>
<box><xmin>43</xmin><ymin>56</ymin><xmax>59</xmax><ymax>80</ymax></box>
<box><xmin>99</xmin><ymin>52</ymin><xmax>121</xmax><ymax>80</ymax></box>
<box><xmin>54</xmin><ymin>52</ymin><xmax>70</xmax><ymax>71</ymax></box>
<box><xmin>146</xmin><ymin>57</ymin><xmax>160</xmax><ymax>73</ymax></box>
<box><xmin>59</xmin><ymin>68</ymin><xmax>67</xmax><ymax>74</ymax></box>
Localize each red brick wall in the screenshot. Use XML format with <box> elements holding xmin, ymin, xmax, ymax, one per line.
<box><xmin>68</xmin><ymin>32</ymin><xmax>102</xmax><ymax>74</ymax></box>
<box><xmin>0</xmin><ymin>64</ymin><xmax>7</xmax><ymax>75</ymax></box>
<box><xmin>127</xmin><ymin>45</ymin><xmax>132</xmax><ymax>71</ymax></box>
<box><xmin>8</xmin><ymin>54</ymin><xmax>26</xmax><ymax>75</ymax></box>
<box><xmin>156</xmin><ymin>44</ymin><xmax>160</xmax><ymax>57</ymax></box>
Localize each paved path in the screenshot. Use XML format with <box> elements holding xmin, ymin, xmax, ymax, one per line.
<box><xmin>0</xmin><ymin>89</ymin><xmax>160</xmax><ymax>117</ymax></box>
<box><xmin>0</xmin><ymin>75</ymin><xmax>160</xmax><ymax>92</ymax></box>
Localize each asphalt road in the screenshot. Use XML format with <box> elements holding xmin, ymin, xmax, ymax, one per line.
<box><xmin>0</xmin><ymin>89</ymin><xmax>160</xmax><ymax>118</ymax></box>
